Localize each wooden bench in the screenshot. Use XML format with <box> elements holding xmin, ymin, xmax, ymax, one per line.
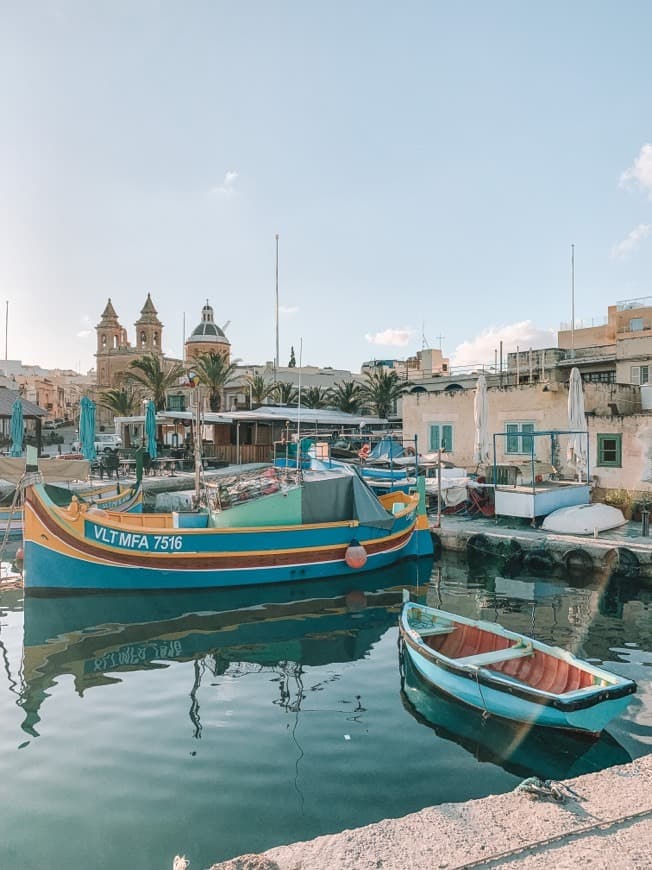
<box><xmin>455</xmin><ymin>643</ymin><xmax>534</xmax><ymax>667</ymax></box>
<box><xmin>409</xmin><ymin>620</ymin><xmax>456</xmax><ymax>638</ymax></box>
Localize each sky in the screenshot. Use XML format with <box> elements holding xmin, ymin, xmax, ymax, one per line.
<box><xmin>2</xmin><ymin>2</ymin><xmax>652</xmax><ymax>375</ymax></box>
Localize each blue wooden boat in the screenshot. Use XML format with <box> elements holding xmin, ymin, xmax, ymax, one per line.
<box><xmin>399</xmin><ymin>595</ymin><xmax>636</xmax><ymax>735</ymax></box>
<box><xmin>22</xmin><ymin>468</ymin><xmax>433</xmax><ymax>592</ymax></box>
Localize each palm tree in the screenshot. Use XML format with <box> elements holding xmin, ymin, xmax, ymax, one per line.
<box><xmin>192</xmin><ymin>352</ymin><xmax>240</xmax><ymax>412</ymax></box>
<box><xmin>328</xmin><ymin>380</ymin><xmax>363</xmax><ymax>414</ymax></box>
<box><xmin>246</xmin><ymin>373</ymin><xmax>276</xmax><ymax>408</ymax></box>
<box><xmin>301</xmin><ymin>386</ymin><xmax>330</xmax><ymax>409</ymax></box>
<box><xmin>359</xmin><ymin>368</ymin><xmax>410</xmax><ymax>419</ymax></box>
<box><xmin>98</xmin><ymin>386</ymin><xmax>141</xmax><ymax>417</ymax></box>
<box><xmin>275</xmin><ymin>381</ymin><xmax>299</xmax><ymax>406</ymax></box>
<box><xmin>126</xmin><ymin>353</ymin><xmax>185</xmax><ymax>411</ymax></box>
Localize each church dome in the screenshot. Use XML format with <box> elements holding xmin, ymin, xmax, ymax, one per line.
<box><xmin>186</xmin><ymin>302</ymin><xmax>230</xmax><ymax>350</ymax></box>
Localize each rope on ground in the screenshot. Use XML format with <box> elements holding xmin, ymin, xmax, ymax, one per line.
<box><xmin>513</xmin><ymin>776</ymin><xmax>573</xmax><ymax>803</ymax></box>
<box><xmin>452</xmin><ymin>805</ymin><xmax>652</xmax><ymax>869</ymax></box>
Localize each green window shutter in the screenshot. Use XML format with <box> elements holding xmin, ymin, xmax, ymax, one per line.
<box><xmin>429</xmin><ymin>425</ymin><xmax>440</xmax><ymax>451</ymax></box>
<box><xmin>441</xmin><ymin>424</ymin><xmax>453</xmax><ymax>452</ymax></box>
<box><xmin>521</xmin><ymin>423</ymin><xmax>534</xmax><ymax>455</ymax></box>
<box><xmin>505</xmin><ymin>423</ymin><xmax>519</xmax><ymax>454</ymax></box>
<box><xmin>597</xmin><ymin>434</ymin><xmax>622</xmax><ymax>467</ymax></box>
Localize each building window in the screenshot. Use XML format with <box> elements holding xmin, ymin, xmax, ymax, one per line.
<box><xmin>582</xmin><ymin>371</ymin><xmax>615</xmax><ymax>384</ymax></box>
<box><xmin>630</xmin><ymin>317</ymin><xmax>644</xmax><ymax>332</ymax></box>
<box><xmin>167</xmin><ymin>395</ymin><xmax>186</xmax><ymax>412</ymax></box>
<box><xmin>505</xmin><ymin>422</ymin><xmax>535</xmax><ymax>454</ymax></box>
<box><xmin>597</xmin><ymin>433</ymin><xmax>622</xmax><ymax>467</ymax></box>
<box><xmin>631</xmin><ymin>365</ymin><xmax>649</xmax><ymax>385</ymax></box>
<box><xmin>429</xmin><ymin>424</ymin><xmax>454</xmax><ymax>452</ymax></box>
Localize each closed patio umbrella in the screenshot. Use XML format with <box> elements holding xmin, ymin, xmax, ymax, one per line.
<box><xmin>145</xmin><ymin>400</ymin><xmax>158</xmax><ymax>460</ymax></box>
<box><xmin>9</xmin><ymin>399</ymin><xmax>24</xmax><ymax>457</ymax></box>
<box><xmin>473</xmin><ymin>375</ymin><xmax>490</xmax><ymax>465</ymax></box>
<box><xmin>567</xmin><ymin>367</ymin><xmax>587</xmax><ymax>480</ymax></box>
<box><xmin>79</xmin><ymin>396</ymin><xmax>97</xmax><ymax>461</ymax></box>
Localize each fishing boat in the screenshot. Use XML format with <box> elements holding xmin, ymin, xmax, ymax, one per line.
<box><xmin>541</xmin><ymin>503</ymin><xmax>627</xmax><ymax>535</ymax></box>
<box><xmin>22</xmin><ymin>467</ymin><xmax>434</xmax><ymax>592</ymax></box>
<box><xmin>398</xmin><ymin>595</ymin><xmax>636</xmax><ymax>734</ymax></box>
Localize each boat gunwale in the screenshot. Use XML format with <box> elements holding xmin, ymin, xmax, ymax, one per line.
<box><xmin>399</xmin><ymin>604</ymin><xmax>637</xmax><ymax>713</ymax></box>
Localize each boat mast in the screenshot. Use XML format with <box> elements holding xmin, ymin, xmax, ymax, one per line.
<box><xmin>274</xmin><ymin>233</ymin><xmax>279</xmax><ymax>383</ymax></box>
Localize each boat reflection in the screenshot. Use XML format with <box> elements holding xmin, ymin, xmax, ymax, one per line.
<box><xmin>399</xmin><ymin>650</ymin><xmax>631</xmax><ymax>781</ymax></box>
<box><xmin>20</xmin><ymin>556</ymin><xmax>434</xmax><ymax>736</ymax></box>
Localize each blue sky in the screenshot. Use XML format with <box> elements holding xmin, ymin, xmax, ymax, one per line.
<box><xmin>2</xmin><ymin>2</ymin><xmax>652</xmax><ymax>374</ymax></box>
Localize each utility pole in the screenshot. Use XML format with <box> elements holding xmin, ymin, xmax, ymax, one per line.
<box><xmin>274</xmin><ymin>233</ymin><xmax>280</xmax><ymax>382</ymax></box>
<box><xmin>571</xmin><ymin>243</ymin><xmax>575</xmax><ymax>358</ymax></box>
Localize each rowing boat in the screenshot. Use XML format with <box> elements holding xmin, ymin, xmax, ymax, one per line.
<box><xmin>398</xmin><ymin>595</ymin><xmax>636</xmax><ymax>734</ymax></box>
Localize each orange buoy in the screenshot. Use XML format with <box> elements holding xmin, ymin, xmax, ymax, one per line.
<box><xmin>358</xmin><ymin>444</ymin><xmax>371</xmax><ymax>462</ymax></box>
<box><xmin>345</xmin><ymin>539</ymin><xmax>368</xmax><ymax>569</ymax></box>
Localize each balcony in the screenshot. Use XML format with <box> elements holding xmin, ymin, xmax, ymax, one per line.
<box><xmin>618</xmin><ymin>318</ymin><xmax>652</xmax><ymax>334</ymax></box>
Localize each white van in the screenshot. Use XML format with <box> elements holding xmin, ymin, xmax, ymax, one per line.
<box><xmin>71</xmin><ymin>433</ymin><xmax>122</xmax><ymax>453</ymax></box>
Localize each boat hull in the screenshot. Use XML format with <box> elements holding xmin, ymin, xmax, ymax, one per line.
<box><xmin>23</xmin><ymin>485</ymin><xmax>433</xmax><ymax>592</ymax></box>
<box><xmin>401</xmin><ymin>637</ymin><xmax>633</xmax><ymax>733</ymax></box>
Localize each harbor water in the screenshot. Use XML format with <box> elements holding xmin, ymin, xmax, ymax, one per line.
<box><xmin>0</xmin><ymin>553</ymin><xmax>650</xmax><ymax>869</ymax></box>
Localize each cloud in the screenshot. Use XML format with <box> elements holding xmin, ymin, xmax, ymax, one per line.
<box><xmin>365</xmin><ymin>327</ymin><xmax>414</xmax><ymax>347</ymax></box>
<box><xmin>620</xmin><ymin>144</ymin><xmax>652</xmax><ymax>197</ymax></box>
<box><xmin>611</xmin><ymin>224</ymin><xmax>652</xmax><ymax>258</ymax></box>
<box><xmin>77</xmin><ymin>329</ymin><xmax>93</xmax><ymax>339</ymax></box>
<box><xmin>210</xmin><ymin>170</ymin><xmax>239</xmax><ymax>195</ymax></box>
<box><xmin>279</xmin><ymin>305</ymin><xmax>299</xmax><ymax>315</ymax></box>
<box><xmin>451</xmin><ymin>321</ymin><xmax>556</xmax><ymax>368</ymax></box>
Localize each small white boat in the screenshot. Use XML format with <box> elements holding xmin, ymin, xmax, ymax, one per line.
<box><xmin>399</xmin><ymin>595</ymin><xmax>636</xmax><ymax>734</ymax></box>
<box><xmin>541</xmin><ymin>503</ymin><xmax>627</xmax><ymax>535</ymax></box>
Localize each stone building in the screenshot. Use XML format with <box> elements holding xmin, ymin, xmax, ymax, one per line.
<box><xmin>95</xmin><ymin>294</ymin><xmax>167</xmax><ymax>388</ymax></box>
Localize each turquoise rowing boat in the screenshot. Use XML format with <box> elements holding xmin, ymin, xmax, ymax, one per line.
<box><xmin>399</xmin><ymin>595</ymin><xmax>636</xmax><ymax>735</ymax></box>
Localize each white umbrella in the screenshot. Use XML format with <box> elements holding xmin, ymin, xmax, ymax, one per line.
<box><xmin>567</xmin><ymin>367</ymin><xmax>587</xmax><ymax>480</ymax></box>
<box><xmin>473</xmin><ymin>374</ymin><xmax>490</xmax><ymax>465</ymax></box>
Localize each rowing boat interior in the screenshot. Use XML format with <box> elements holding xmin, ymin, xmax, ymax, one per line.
<box><xmin>424</xmin><ymin>623</ymin><xmax>599</xmax><ymax>694</ymax></box>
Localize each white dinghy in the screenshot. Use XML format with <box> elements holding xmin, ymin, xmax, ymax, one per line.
<box><xmin>541</xmin><ymin>503</ymin><xmax>627</xmax><ymax>536</ymax></box>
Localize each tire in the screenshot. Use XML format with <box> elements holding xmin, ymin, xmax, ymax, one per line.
<box><xmin>563</xmin><ymin>548</ymin><xmax>594</xmax><ymax>576</ymax></box>
<box><xmin>467</xmin><ymin>534</ymin><xmax>492</xmax><ymax>563</ymax></box>
<box><xmin>496</xmin><ymin>538</ymin><xmax>523</xmax><ymax>575</ymax></box>
<box><xmin>524</xmin><ymin>548</ymin><xmax>554</xmax><ymax>575</ymax></box>
<box><xmin>614</xmin><ymin>547</ymin><xmax>640</xmax><ymax>579</ymax></box>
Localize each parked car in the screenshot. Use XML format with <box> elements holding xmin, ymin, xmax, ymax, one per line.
<box><xmin>71</xmin><ymin>433</ymin><xmax>123</xmax><ymax>453</ymax></box>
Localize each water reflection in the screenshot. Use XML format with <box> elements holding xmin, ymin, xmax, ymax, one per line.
<box><xmin>399</xmin><ymin>652</ymin><xmax>632</xmax><ymax>780</ymax></box>
<box><xmin>19</xmin><ymin>557</ymin><xmax>434</xmax><ymax>737</ymax></box>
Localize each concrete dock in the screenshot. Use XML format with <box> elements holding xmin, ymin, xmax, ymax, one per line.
<box><xmin>432</xmin><ymin>512</ymin><xmax>652</xmax><ymax>581</ymax></box>
<box><xmin>207</xmin><ymin>754</ymin><xmax>652</xmax><ymax>870</ymax></box>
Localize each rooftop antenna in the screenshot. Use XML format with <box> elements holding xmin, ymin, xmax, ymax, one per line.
<box><xmin>421</xmin><ymin>321</ymin><xmax>430</xmax><ymax>349</ymax></box>
<box><xmin>182</xmin><ymin>312</ymin><xmax>185</xmax><ymax>363</ymax></box>
<box><xmin>436</xmin><ymin>333</ymin><xmax>445</xmax><ymax>351</ymax></box>
<box><xmin>5</xmin><ymin>300</ymin><xmax>8</xmax><ymax>360</ymax></box>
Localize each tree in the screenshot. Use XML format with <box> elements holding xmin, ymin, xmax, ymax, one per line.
<box><xmin>288</xmin><ymin>346</ymin><xmax>296</xmax><ymax>367</ymax></box>
<box><xmin>126</xmin><ymin>353</ymin><xmax>185</xmax><ymax>411</ymax></box>
<box><xmin>301</xmin><ymin>386</ymin><xmax>330</xmax><ymax>409</ymax></box>
<box><xmin>98</xmin><ymin>386</ymin><xmax>141</xmax><ymax>417</ymax></box>
<box><xmin>192</xmin><ymin>352</ymin><xmax>240</xmax><ymax>412</ymax></box>
<box><xmin>328</xmin><ymin>380</ymin><xmax>363</xmax><ymax>414</ymax></box>
<box><xmin>359</xmin><ymin>368</ymin><xmax>410</xmax><ymax>419</ymax></box>
<box><xmin>246</xmin><ymin>373</ymin><xmax>276</xmax><ymax>408</ymax></box>
<box><xmin>275</xmin><ymin>381</ymin><xmax>299</xmax><ymax>406</ymax></box>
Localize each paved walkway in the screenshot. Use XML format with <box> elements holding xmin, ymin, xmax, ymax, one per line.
<box><xmin>207</xmin><ymin>754</ymin><xmax>652</xmax><ymax>870</ymax></box>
